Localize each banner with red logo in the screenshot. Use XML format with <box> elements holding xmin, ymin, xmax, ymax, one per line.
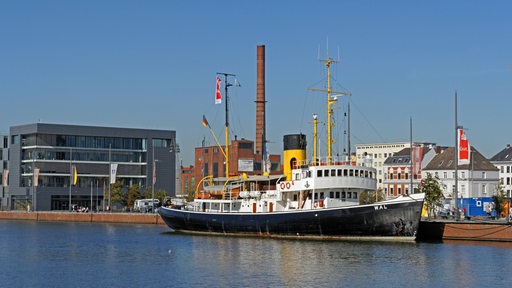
<box><xmin>458</xmin><ymin>128</ymin><xmax>470</xmax><ymax>165</ymax></box>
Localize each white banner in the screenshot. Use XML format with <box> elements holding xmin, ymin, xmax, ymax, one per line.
<box><xmin>110</xmin><ymin>163</ymin><xmax>118</xmax><ymax>184</ymax></box>
<box><xmin>33</xmin><ymin>168</ymin><xmax>40</xmax><ymax>187</ymax></box>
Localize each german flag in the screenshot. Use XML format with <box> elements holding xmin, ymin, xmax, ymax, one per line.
<box><xmin>202</xmin><ymin>115</ymin><xmax>209</xmax><ymax>127</ymax></box>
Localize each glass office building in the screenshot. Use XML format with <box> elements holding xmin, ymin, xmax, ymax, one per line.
<box><xmin>3</xmin><ymin>123</ymin><xmax>176</xmax><ymax>211</ymax></box>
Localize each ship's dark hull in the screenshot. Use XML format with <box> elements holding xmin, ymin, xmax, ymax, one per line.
<box><xmin>158</xmin><ymin>199</ymin><xmax>424</xmax><ymax>240</ymax></box>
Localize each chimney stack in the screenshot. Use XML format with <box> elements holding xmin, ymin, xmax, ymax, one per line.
<box><xmin>256</xmin><ymin>45</ymin><xmax>266</xmax><ymax>163</ymax></box>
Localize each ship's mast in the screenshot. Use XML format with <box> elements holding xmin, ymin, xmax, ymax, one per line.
<box><xmin>309</xmin><ymin>58</ymin><xmax>351</xmax><ymax>165</ymax></box>
<box><xmin>217</xmin><ymin>72</ymin><xmax>236</xmax><ymax>177</ymax></box>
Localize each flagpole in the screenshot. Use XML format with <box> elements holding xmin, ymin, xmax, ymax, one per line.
<box><xmin>90</xmin><ymin>181</ymin><xmax>93</xmax><ymax>213</ymax></box>
<box><xmin>152</xmin><ymin>145</ymin><xmax>155</xmax><ymax>213</ymax></box>
<box><xmin>454</xmin><ymin>91</ymin><xmax>459</xmax><ymax>221</ymax></box>
<box><xmin>32</xmin><ymin>152</ymin><xmax>35</xmax><ymax>211</ymax></box>
<box><xmin>410</xmin><ymin>116</ymin><xmax>413</xmax><ymax>196</ymax></box>
<box><xmin>69</xmin><ymin>147</ymin><xmax>72</xmax><ymax>211</ymax></box>
<box><xmin>108</xmin><ymin>143</ymin><xmax>111</xmax><ymax>212</ymax></box>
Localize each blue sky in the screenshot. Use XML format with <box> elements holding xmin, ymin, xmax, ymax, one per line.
<box><xmin>1</xmin><ymin>1</ymin><xmax>511</xmax><ymax>165</ymax></box>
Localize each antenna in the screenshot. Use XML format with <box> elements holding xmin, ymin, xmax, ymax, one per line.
<box><xmin>326</xmin><ymin>36</ymin><xmax>329</xmax><ymax>58</ymax></box>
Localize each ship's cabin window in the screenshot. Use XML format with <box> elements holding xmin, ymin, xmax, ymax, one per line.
<box><xmin>336</xmin><ymin>191</ymin><xmax>340</xmax><ymax>198</ymax></box>
<box><xmin>347</xmin><ymin>192</ymin><xmax>352</xmax><ymax>198</ymax></box>
<box><xmin>293</xmin><ymin>194</ymin><xmax>298</xmax><ymax>201</ymax></box>
<box><xmin>349</xmin><ymin>169</ymin><xmax>354</xmax><ymax>177</ymax></box>
<box><xmin>365</xmin><ymin>171</ymin><xmax>369</xmax><ymax>177</ymax></box>
<box><xmin>341</xmin><ymin>191</ymin><xmax>346</xmax><ymax>199</ymax></box>
<box><xmin>331</xmin><ymin>169</ymin><xmax>335</xmax><ymax>176</ymax></box>
<box><xmin>343</xmin><ymin>169</ymin><xmax>348</xmax><ymax>176</ymax></box>
<box><xmin>330</xmin><ymin>191</ymin><xmax>334</xmax><ymax>198</ymax></box>
<box><xmin>353</xmin><ymin>192</ymin><xmax>358</xmax><ymax>199</ymax></box>
<box><xmin>317</xmin><ymin>170</ymin><xmax>322</xmax><ymax>177</ymax></box>
<box><xmin>355</xmin><ymin>170</ymin><xmax>359</xmax><ymax>177</ymax></box>
<box><xmin>324</xmin><ymin>170</ymin><xmax>329</xmax><ymax>177</ymax></box>
<box><xmin>337</xmin><ymin>169</ymin><xmax>342</xmax><ymax>176</ymax></box>
<box><xmin>294</xmin><ymin>173</ymin><xmax>301</xmax><ymax>181</ymax></box>
<box><xmin>320</xmin><ymin>192</ymin><xmax>324</xmax><ymax>199</ymax></box>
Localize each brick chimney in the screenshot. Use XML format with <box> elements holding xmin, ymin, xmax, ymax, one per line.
<box><xmin>255</xmin><ymin>45</ymin><xmax>266</xmax><ymax>162</ymax></box>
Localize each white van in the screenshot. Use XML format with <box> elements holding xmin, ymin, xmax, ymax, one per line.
<box><xmin>134</xmin><ymin>199</ymin><xmax>160</xmax><ymax>212</ymax></box>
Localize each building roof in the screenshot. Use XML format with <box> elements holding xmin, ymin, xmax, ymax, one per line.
<box><xmin>490</xmin><ymin>144</ymin><xmax>512</xmax><ymax>162</ymax></box>
<box><xmin>383</xmin><ymin>147</ymin><xmax>433</xmax><ymax>165</ymax></box>
<box><xmin>423</xmin><ymin>146</ymin><xmax>498</xmax><ymax>171</ymax></box>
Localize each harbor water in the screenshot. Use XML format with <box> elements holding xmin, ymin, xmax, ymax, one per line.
<box><xmin>1</xmin><ymin>220</ymin><xmax>511</xmax><ymax>288</ymax></box>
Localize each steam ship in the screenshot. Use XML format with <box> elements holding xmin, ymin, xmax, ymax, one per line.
<box><xmin>158</xmin><ymin>46</ymin><xmax>424</xmax><ymax>240</ymax></box>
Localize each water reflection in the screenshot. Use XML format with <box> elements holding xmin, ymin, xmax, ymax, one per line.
<box><xmin>2</xmin><ymin>220</ymin><xmax>512</xmax><ymax>288</ymax></box>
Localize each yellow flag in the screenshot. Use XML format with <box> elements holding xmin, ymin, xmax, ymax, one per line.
<box><xmin>73</xmin><ymin>166</ymin><xmax>78</xmax><ymax>186</ymax></box>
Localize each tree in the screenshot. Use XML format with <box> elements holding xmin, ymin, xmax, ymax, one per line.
<box><xmin>110</xmin><ymin>180</ymin><xmax>126</xmax><ymax>207</ymax></box>
<box><xmin>126</xmin><ymin>184</ymin><xmax>141</xmax><ymax>208</ymax></box>
<box><xmin>420</xmin><ymin>173</ymin><xmax>445</xmax><ymax>220</ymax></box>
<box><xmin>492</xmin><ymin>183</ymin><xmax>507</xmax><ymax>219</ymax></box>
<box><xmin>142</xmin><ymin>188</ymin><xmax>168</xmax><ymax>203</ymax></box>
<box><xmin>359</xmin><ymin>188</ymin><xmax>385</xmax><ymax>205</ymax></box>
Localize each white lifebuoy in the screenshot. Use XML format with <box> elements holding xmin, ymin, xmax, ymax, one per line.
<box><xmin>280</xmin><ymin>182</ymin><xmax>285</xmax><ymax>189</ymax></box>
<box><xmin>285</xmin><ymin>182</ymin><xmax>291</xmax><ymax>189</ymax></box>
<box><xmin>314</xmin><ymin>202</ymin><xmax>319</xmax><ymax>208</ymax></box>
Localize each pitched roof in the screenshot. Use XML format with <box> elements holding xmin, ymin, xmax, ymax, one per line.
<box><xmin>423</xmin><ymin>146</ymin><xmax>498</xmax><ymax>171</ymax></box>
<box><xmin>490</xmin><ymin>144</ymin><xmax>512</xmax><ymax>162</ymax></box>
<box><xmin>383</xmin><ymin>147</ymin><xmax>434</xmax><ymax>164</ymax></box>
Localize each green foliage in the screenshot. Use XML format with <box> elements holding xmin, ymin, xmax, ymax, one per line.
<box><xmin>492</xmin><ymin>183</ymin><xmax>506</xmax><ymax>218</ymax></box>
<box><xmin>109</xmin><ymin>180</ymin><xmax>126</xmax><ymax>206</ymax></box>
<box><xmin>154</xmin><ymin>189</ymin><xmax>169</xmax><ymax>203</ymax></box>
<box><xmin>359</xmin><ymin>188</ymin><xmax>386</xmax><ymax>205</ymax></box>
<box><xmin>143</xmin><ymin>188</ymin><xmax>168</xmax><ymax>203</ymax></box>
<box><xmin>126</xmin><ymin>184</ymin><xmax>141</xmax><ymax>207</ymax></box>
<box><xmin>420</xmin><ymin>173</ymin><xmax>445</xmax><ymax>219</ymax></box>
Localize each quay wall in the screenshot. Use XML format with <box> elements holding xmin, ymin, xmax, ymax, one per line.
<box><xmin>0</xmin><ymin>211</ymin><xmax>167</xmax><ymax>225</ymax></box>
<box><xmin>418</xmin><ymin>220</ymin><xmax>512</xmax><ymax>242</ymax></box>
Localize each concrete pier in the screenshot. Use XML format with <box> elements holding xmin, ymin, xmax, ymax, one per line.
<box><xmin>0</xmin><ymin>211</ymin><xmax>166</xmax><ymax>225</ymax></box>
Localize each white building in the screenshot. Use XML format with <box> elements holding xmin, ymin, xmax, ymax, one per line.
<box><xmin>422</xmin><ymin>147</ymin><xmax>499</xmax><ymax>199</ymax></box>
<box><xmin>355</xmin><ymin>142</ymin><xmax>435</xmax><ymax>189</ymax></box>
<box><xmin>490</xmin><ymin>144</ymin><xmax>512</xmax><ymax>197</ymax></box>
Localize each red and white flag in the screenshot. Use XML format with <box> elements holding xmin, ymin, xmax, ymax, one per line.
<box><xmin>412</xmin><ymin>146</ymin><xmax>423</xmax><ymax>176</ymax></box>
<box><xmin>458</xmin><ymin>128</ymin><xmax>470</xmax><ymax>165</ymax></box>
<box><xmin>215</xmin><ymin>76</ymin><xmax>222</xmax><ymax>104</ymax></box>
<box><xmin>2</xmin><ymin>169</ymin><xmax>8</xmax><ymax>187</ymax></box>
